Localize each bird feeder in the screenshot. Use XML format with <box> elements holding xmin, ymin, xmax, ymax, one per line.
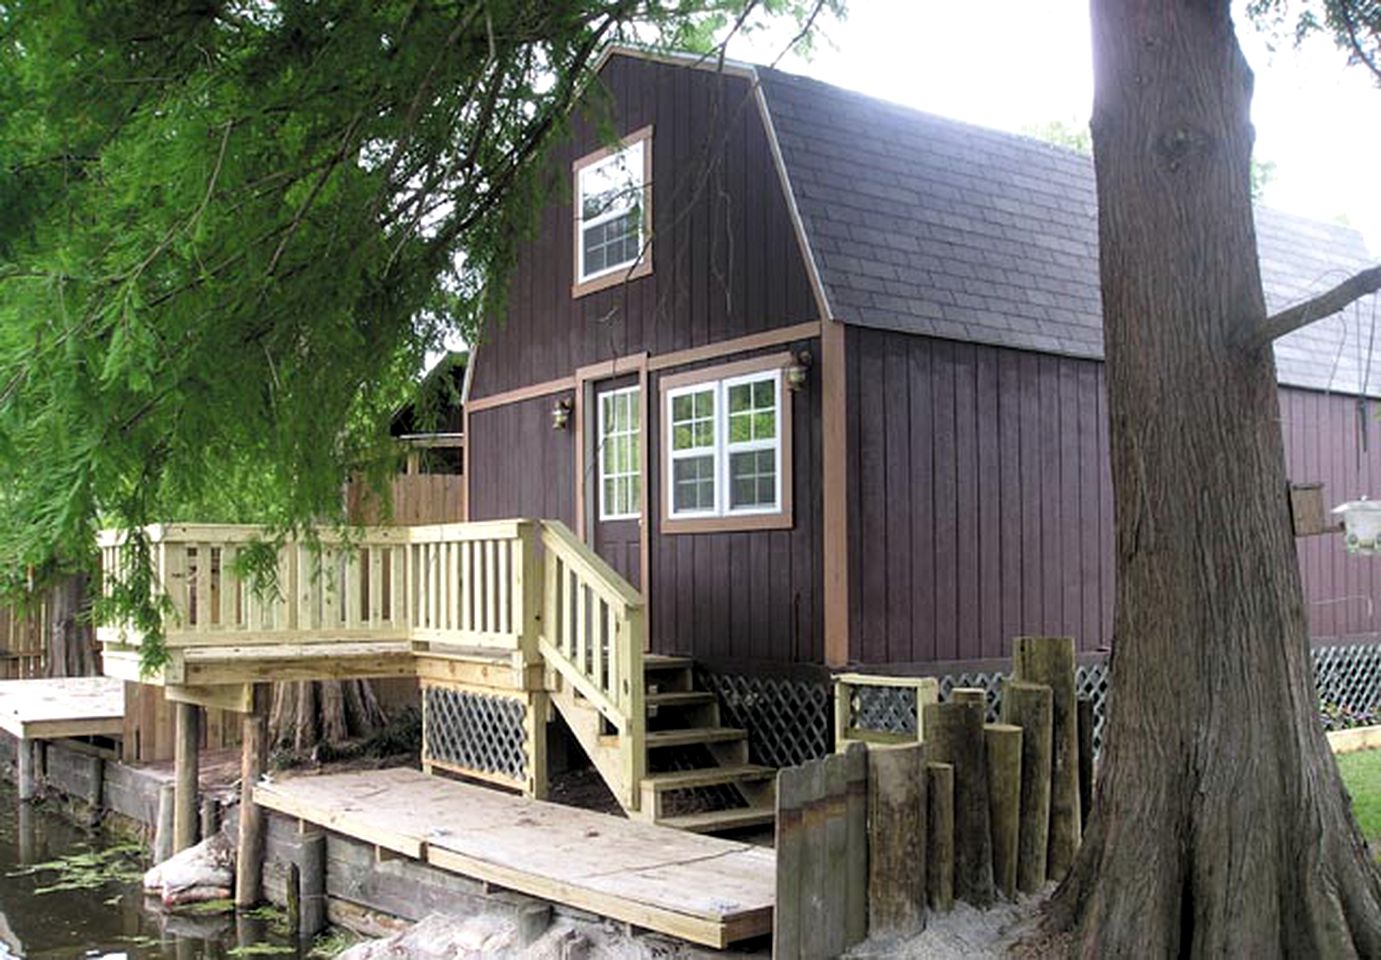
<box><xmin>1332</xmin><ymin>499</ymin><xmax>1381</xmax><ymax>554</ymax></box>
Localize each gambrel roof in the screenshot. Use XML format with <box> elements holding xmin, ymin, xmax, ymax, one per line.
<box><xmin>754</xmin><ymin>66</ymin><xmax>1381</xmax><ymax>396</ymax></box>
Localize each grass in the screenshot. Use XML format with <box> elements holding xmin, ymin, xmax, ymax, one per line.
<box><xmin>1338</xmin><ymin>749</ymin><xmax>1381</xmax><ymax>853</ymax></box>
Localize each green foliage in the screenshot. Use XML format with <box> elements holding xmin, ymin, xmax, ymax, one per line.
<box><xmin>1249</xmin><ymin>1</ymin><xmax>1381</xmax><ymax>84</ymax></box>
<box><xmin>0</xmin><ymin>1</ymin><xmax>841</xmax><ymax>659</ymax></box>
<box><xmin>7</xmin><ymin>842</ymin><xmax>146</xmax><ymax>894</ymax></box>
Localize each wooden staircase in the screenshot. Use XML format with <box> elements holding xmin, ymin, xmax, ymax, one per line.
<box><xmin>550</xmin><ymin>652</ymin><xmax>776</xmax><ymax>834</ymax></box>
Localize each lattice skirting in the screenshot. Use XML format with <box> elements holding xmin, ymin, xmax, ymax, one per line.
<box><xmin>422</xmin><ymin>683</ymin><xmax>529</xmax><ymax>788</ymax></box>
<box><xmin>696</xmin><ymin>669</ymin><xmax>833</xmax><ymax>768</ymax></box>
<box><xmin>706</xmin><ymin>644</ymin><xmax>1381</xmax><ymax>765</ymax></box>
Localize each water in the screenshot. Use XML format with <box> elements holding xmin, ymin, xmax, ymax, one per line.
<box><xmin>0</xmin><ymin>780</ymin><xmax>303</xmax><ymax>959</ymax></box>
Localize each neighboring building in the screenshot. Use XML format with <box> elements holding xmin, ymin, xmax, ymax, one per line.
<box><xmin>464</xmin><ymin>45</ymin><xmax>1381</xmax><ymax>681</ymax></box>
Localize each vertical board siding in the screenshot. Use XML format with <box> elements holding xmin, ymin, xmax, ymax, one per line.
<box><xmin>649</xmin><ymin>342</ymin><xmax>824</xmax><ymax>665</ymax></box>
<box><xmin>1283</xmin><ymin>389</ymin><xmax>1381</xmax><ymax>641</ymax></box>
<box><xmin>469</xmin><ymin>55</ymin><xmax>819</xmax><ymax>401</ymax></box>
<box><xmin>850</xmin><ymin>329</ymin><xmax>1381</xmax><ymax>665</ymax></box>
<box><xmin>468</xmin><ymin>397</ymin><xmax>576</xmax><ymax>528</ymax></box>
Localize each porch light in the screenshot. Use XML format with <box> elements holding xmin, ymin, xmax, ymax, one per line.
<box><xmin>551</xmin><ymin>398</ymin><xmax>573</xmax><ymax>430</ymax></box>
<box><xmin>785</xmin><ymin>351</ymin><xmax>812</xmax><ymax>392</ymax></box>
<box><xmin>1332</xmin><ymin>498</ymin><xmax>1381</xmax><ymax>554</ymax></box>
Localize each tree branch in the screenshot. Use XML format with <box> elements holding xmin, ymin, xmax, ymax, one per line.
<box><xmin>1253</xmin><ymin>264</ymin><xmax>1381</xmax><ymax>345</ymax></box>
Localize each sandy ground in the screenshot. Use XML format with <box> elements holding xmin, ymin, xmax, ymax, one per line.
<box><xmin>845</xmin><ymin>893</ymin><xmax>1051</xmax><ymax>959</ymax></box>
<box><xmin>334</xmin><ymin>912</ymin><xmax>768</xmax><ymax>959</ymax></box>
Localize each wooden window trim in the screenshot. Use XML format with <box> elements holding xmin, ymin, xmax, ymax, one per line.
<box><xmin>571</xmin><ymin>125</ymin><xmax>653</xmax><ymax>299</ymax></box>
<box><xmin>659</xmin><ymin>352</ymin><xmax>795</xmax><ymax>535</ymax></box>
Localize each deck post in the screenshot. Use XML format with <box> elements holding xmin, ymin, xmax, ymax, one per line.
<box><xmin>298</xmin><ymin>830</ymin><xmax>327</xmax><ymax>940</ymax></box>
<box><xmin>154</xmin><ymin>781</ymin><xmax>175</xmax><ymax>863</ymax></box>
<box><xmin>16</xmin><ymin>739</ymin><xmax>36</xmax><ymax>801</ymax></box>
<box><xmin>235</xmin><ymin>683</ymin><xmax>270</xmax><ymax>908</ymax></box>
<box><xmin>173</xmin><ymin>701</ymin><xmax>201</xmax><ymax>852</ymax></box>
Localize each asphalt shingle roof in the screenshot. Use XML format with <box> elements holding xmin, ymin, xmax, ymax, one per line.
<box><xmin>757</xmin><ymin>67</ymin><xmax>1381</xmax><ymax>395</ymax></box>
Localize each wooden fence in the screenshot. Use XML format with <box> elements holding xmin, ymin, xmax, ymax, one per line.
<box><xmin>776</xmin><ymin>636</ymin><xmax>1095</xmax><ymax>955</ymax></box>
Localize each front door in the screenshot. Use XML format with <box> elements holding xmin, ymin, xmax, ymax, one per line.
<box><xmin>591</xmin><ymin>377</ymin><xmax>642</xmax><ymax>589</ymax></box>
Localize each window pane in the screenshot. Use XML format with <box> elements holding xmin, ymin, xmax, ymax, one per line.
<box><xmin>753</xmin><ymin>379</ymin><xmax>774</xmax><ymax>408</ymax></box>
<box><xmin>753</xmin><ymin>410</ymin><xmax>775</xmax><ymax>440</ymax></box>
<box><xmin>583</xmin><ymin>212</ymin><xmax>639</xmax><ymax>276</ymax></box>
<box><xmin>728</xmin><ymin>383</ymin><xmax>751</xmax><ymax>414</ymax></box>
<box><xmin>580</xmin><ymin>143</ymin><xmax>643</xmax><ymax>222</ymax></box>
<box><xmin>729</xmin><ymin>412</ymin><xmax>751</xmax><ymax>443</ymax></box>
<box><xmin>673</xmin><ymin>455</ymin><xmax>715</xmax><ymax>512</ymax></box>
<box><xmin>729</xmin><ymin>449</ymin><xmax>776</xmax><ymax>509</ymax></box>
<box><xmin>693</xmin><ymin>391</ymin><xmax>713</xmax><ymax>419</ymax></box>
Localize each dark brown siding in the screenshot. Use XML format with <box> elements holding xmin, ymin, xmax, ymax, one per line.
<box><xmin>469</xmin><ymin>54</ymin><xmax>819</xmax><ymax>400</ymax></box>
<box><xmin>468</xmin><ymin>395</ymin><xmax>576</xmax><ymax>528</ymax></box>
<box><xmin>648</xmin><ymin>340</ymin><xmax>823</xmax><ymax>665</ymax></box>
<box><xmin>848</xmin><ymin>327</ymin><xmax>1381</xmax><ymax>667</ymax></box>
<box><xmin>846</xmin><ymin>329</ymin><xmax>1113</xmax><ymax>665</ymax></box>
<box><xmin>1282</xmin><ymin>388</ymin><xmax>1381</xmax><ymax>641</ymax></box>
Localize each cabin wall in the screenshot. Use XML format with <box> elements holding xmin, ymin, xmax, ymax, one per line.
<box><xmin>468</xmin><ymin>395</ymin><xmax>576</xmax><ymax>528</ymax></box>
<box><xmin>845</xmin><ymin>327</ymin><xmax>1380</xmax><ymax>668</ymax></box>
<box><xmin>468</xmin><ymin>54</ymin><xmax>819</xmax><ymax>402</ymax></box>
<box><xmin>648</xmin><ymin>339</ymin><xmax>824</xmax><ymax>665</ymax></box>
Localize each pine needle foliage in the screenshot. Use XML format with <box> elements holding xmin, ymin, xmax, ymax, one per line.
<box><xmin>0</xmin><ymin>1</ymin><xmax>838</xmax><ymax>668</ymax></box>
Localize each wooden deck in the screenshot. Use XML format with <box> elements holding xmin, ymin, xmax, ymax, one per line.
<box><xmin>254</xmin><ymin>767</ymin><xmax>774</xmax><ymax>948</ymax></box>
<box><xmin>0</xmin><ymin>676</ymin><xmax>125</xmax><ymax>740</ymax></box>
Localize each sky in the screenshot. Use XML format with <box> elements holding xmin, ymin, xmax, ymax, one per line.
<box><xmin>728</xmin><ymin>0</ymin><xmax>1381</xmax><ymax>254</ymax></box>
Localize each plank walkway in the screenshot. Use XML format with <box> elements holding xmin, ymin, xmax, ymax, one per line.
<box><xmin>255</xmin><ymin>767</ymin><xmax>774</xmax><ymax>948</ymax></box>
<box><xmin>0</xmin><ymin>676</ymin><xmax>124</xmax><ymax>741</ymax></box>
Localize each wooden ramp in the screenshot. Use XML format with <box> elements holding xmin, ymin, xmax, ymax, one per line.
<box><xmin>0</xmin><ymin>676</ymin><xmax>124</xmax><ymax>740</ymax></box>
<box><xmin>255</xmin><ymin>768</ymin><xmax>774</xmax><ymax>948</ymax></box>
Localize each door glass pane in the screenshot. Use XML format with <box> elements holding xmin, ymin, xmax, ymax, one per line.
<box><xmin>599</xmin><ymin>387</ymin><xmax>641</xmax><ymax>519</ymax></box>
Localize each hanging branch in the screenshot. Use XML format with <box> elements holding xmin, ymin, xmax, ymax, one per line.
<box><xmin>1252</xmin><ymin>263</ymin><xmax>1381</xmax><ymax>345</ymax></box>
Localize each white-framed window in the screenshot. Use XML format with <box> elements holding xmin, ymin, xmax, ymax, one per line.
<box><xmin>598</xmin><ymin>386</ymin><xmax>641</xmax><ymax>521</ymax></box>
<box><xmin>573</xmin><ymin>128</ymin><xmax>652</xmax><ymax>295</ymax></box>
<box><xmin>665</xmin><ymin>370</ymin><xmax>782</xmax><ymax>520</ymax></box>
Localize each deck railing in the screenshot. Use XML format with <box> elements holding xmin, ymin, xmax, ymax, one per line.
<box><xmin>538</xmin><ymin>520</ymin><xmax>646</xmax><ymax>806</ymax></box>
<box><xmin>96</xmin><ymin>520</ymin><xmax>540</xmax><ymax>655</ymax></box>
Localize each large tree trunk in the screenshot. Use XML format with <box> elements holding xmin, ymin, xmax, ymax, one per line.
<box><xmin>45</xmin><ymin>573</ymin><xmax>97</xmax><ymax>678</ymax></box>
<box><xmin>268</xmin><ymin>680</ymin><xmax>387</xmax><ymax>755</ymax></box>
<box><xmin>1045</xmin><ymin>2</ymin><xmax>1381</xmax><ymax>955</ymax></box>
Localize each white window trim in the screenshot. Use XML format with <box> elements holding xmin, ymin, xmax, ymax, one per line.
<box><xmin>576</xmin><ymin>140</ymin><xmax>646</xmax><ymax>285</ymax></box>
<box><xmin>597</xmin><ymin>385</ymin><xmax>641</xmax><ymax>522</ymax></box>
<box><xmin>664</xmin><ymin>370</ymin><xmax>782</xmax><ymax>521</ymax></box>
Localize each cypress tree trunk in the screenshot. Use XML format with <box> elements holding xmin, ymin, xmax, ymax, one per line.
<box><xmin>1046</xmin><ymin>2</ymin><xmax>1381</xmax><ymax>954</ymax></box>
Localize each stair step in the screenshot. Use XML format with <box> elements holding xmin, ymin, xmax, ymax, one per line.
<box><xmin>645</xmin><ymin>727</ymin><xmax>746</xmax><ymax>748</ymax></box>
<box><xmin>656</xmin><ymin>807</ymin><xmax>777</xmax><ymax>834</ymax></box>
<box><xmin>644</xmin><ymin>654</ymin><xmax>694</xmax><ymax>671</ymax></box>
<box><xmin>646</xmin><ymin>691</ymin><xmax>716</xmax><ymax>709</ymax></box>
<box><xmin>642</xmin><ymin>765</ymin><xmax>775</xmax><ymax>792</ymax></box>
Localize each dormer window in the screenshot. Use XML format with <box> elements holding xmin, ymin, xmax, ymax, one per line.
<box><xmin>572</xmin><ymin>126</ymin><xmax>652</xmax><ymax>297</ymax></box>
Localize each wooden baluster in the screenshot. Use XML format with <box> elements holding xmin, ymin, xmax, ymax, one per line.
<box><xmin>194</xmin><ymin>546</ymin><xmax>212</xmax><ymax>633</ymax></box>
<box><xmin>321</xmin><ymin>549</ymin><xmax>338</xmax><ymax>633</ymax></box>
<box><xmin>485</xmin><ymin>539</ymin><xmax>498</xmax><ymax>637</ymax></box>
<box><xmin>597</xmin><ymin>602</ymin><xmax>612</xmax><ymax>697</ymax></box>
<box><xmin>220</xmin><ymin>545</ymin><xmax>238</xmax><ymax>631</ymax></box>
<box><xmin>368</xmin><ymin>545</ymin><xmax>383</xmax><ymax>627</ymax></box>
<box><xmin>460</xmin><ymin>540</ymin><xmax>473</xmax><ymax>635</ymax></box>
<box><xmin>498</xmin><ymin>538</ymin><xmax>512</xmax><ymax>639</ymax></box>
<box><xmin>344</xmin><ymin>548</ymin><xmax>361</xmax><ymax>633</ymax></box>
<box><xmin>575</xmin><ymin>580</ymin><xmax>589</xmax><ymax>677</ymax></box>
<box><xmin>543</xmin><ymin>547</ymin><xmax>559</xmax><ymax>649</ymax></box>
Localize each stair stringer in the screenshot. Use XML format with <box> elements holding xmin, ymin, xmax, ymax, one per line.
<box><xmin>548</xmin><ymin>676</ymin><xmax>641</xmax><ymax>814</ymax></box>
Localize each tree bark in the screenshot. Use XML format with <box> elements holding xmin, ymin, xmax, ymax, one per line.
<box><xmin>1046</xmin><ymin>2</ymin><xmax>1381</xmax><ymax>955</ymax></box>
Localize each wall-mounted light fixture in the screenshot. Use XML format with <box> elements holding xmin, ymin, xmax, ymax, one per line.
<box><xmin>551</xmin><ymin>397</ymin><xmax>573</xmax><ymax>430</ymax></box>
<box><xmin>785</xmin><ymin>351</ymin><xmax>813</xmax><ymax>392</ymax></box>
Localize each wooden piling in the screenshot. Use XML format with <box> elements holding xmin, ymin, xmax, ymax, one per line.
<box><xmin>200</xmin><ymin>796</ymin><xmax>220</xmax><ymax>840</ymax></box>
<box><xmin>1077</xmin><ymin>695</ymin><xmax>1095</xmax><ymax>828</ymax></box>
<box><xmin>154</xmin><ymin>781</ymin><xmax>175</xmax><ymax>864</ymax></box>
<box><xmin>1013</xmin><ymin>636</ymin><xmax>1081</xmax><ymax>880</ymax></box>
<box><xmin>1001</xmin><ymin>680</ymin><xmax>1053</xmax><ymax>893</ymax></box>
<box><xmin>774</xmin><ymin>765</ymin><xmax>806</xmax><ymax>960</ymax></box>
<box><xmin>823</xmin><ymin>753</ymin><xmax>848</xmax><ymax>959</ymax></box>
<box><xmin>984</xmin><ymin>723</ymin><xmax>1022</xmax><ymax>900</ymax></box>
<box><xmin>926</xmin><ymin>762</ymin><xmax>955</xmax><ymax>912</ymax></box>
<box><xmin>298</xmin><ymin>830</ymin><xmax>327</xmax><ymax>940</ymax></box>
<box><xmin>173</xmin><ymin>701</ymin><xmax>201</xmax><ymax>852</ymax></box>
<box><xmin>16</xmin><ymin>740</ymin><xmax>36</xmax><ymax>801</ymax></box>
<box><xmin>923</xmin><ymin>698</ymin><xmax>994</xmax><ymax>906</ymax></box>
<box><xmin>235</xmin><ymin>683</ymin><xmax>269</xmax><ymax>908</ymax></box>
<box><xmin>867</xmin><ymin>743</ymin><xmax>927</xmax><ymax>938</ymax></box>
<box><xmin>284</xmin><ymin>862</ymin><xmax>301</xmax><ymax>938</ymax></box>
<box><xmin>843</xmin><ymin>742</ymin><xmax>868</xmax><ymax>948</ymax></box>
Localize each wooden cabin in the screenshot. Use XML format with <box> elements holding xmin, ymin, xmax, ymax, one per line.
<box><xmin>465</xmin><ymin>46</ymin><xmax>1381</xmax><ymax>672</ymax></box>
<box><xmin>99</xmin><ymin>47</ymin><xmax>1381</xmax><ymax>851</ymax></box>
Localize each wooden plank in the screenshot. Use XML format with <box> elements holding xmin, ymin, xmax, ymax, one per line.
<box><xmin>799</xmin><ymin>762</ymin><xmax>827</xmax><ymax>958</ymax></box>
<box><xmin>843</xmin><ymin>742</ymin><xmax>868</xmax><ymax>948</ymax></box>
<box><xmin>0</xmin><ymin>677</ymin><xmax>125</xmax><ymax>741</ymax></box>
<box><xmin>867</xmin><ymin>743</ymin><xmax>926</xmax><ymax>939</ymax></box>
<box><xmin>823</xmin><ymin>754</ymin><xmax>848</xmax><ymax>958</ymax></box>
<box><xmin>774</xmin><ymin>766</ymin><xmax>805</xmax><ymax>960</ymax></box>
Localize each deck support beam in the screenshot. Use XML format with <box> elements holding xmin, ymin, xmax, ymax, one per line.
<box><xmin>235</xmin><ymin>683</ymin><xmax>270</xmax><ymax>907</ymax></box>
<box><xmin>174</xmin><ymin>701</ymin><xmax>201</xmax><ymax>852</ymax></box>
<box><xmin>16</xmin><ymin>740</ymin><xmax>37</xmax><ymax>801</ymax></box>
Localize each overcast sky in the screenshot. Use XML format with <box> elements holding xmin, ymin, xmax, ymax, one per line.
<box><xmin>730</xmin><ymin>0</ymin><xmax>1381</xmax><ymax>254</ymax></box>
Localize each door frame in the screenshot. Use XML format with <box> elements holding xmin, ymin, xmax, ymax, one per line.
<box><xmin>574</xmin><ymin>354</ymin><xmax>650</xmax><ymax>637</ymax></box>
